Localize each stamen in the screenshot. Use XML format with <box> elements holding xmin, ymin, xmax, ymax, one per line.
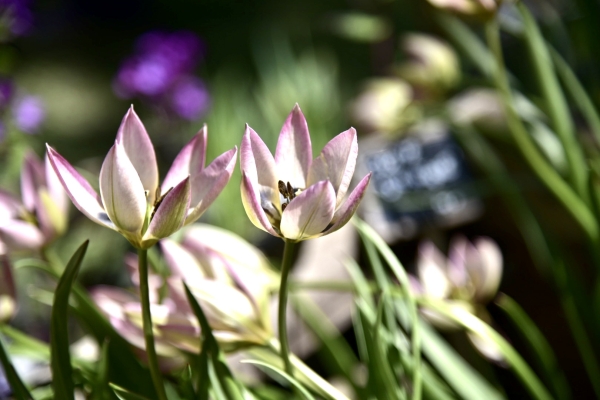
<box><xmin>151</xmin><ymin>187</ymin><xmax>173</xmax><ymax>220</ymax></box>
<box><xmin>287</xmin><ymin>182</ymin><xmax>294</xmax><ymax>199</ymax></box>
<box><xmin>278</xmin><ymin>180</ymin><xmax>289</xmax><ymax>198</ymax></box>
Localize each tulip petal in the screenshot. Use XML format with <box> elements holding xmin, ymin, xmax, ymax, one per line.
<box><xmin>308</xmin><ymin>128</ymin><xmax>358</xmax><ymax>206</ymax></box>
<box><xmin>275</xmin><ymin>104</ymin><xmax>312</xmax><ymax>188</ymax></box>
<box><xmin>324</xmin><ymin>173</ymin><xmax>371</xmax><ymax>236</ymax></box>
<box><xmin>143</xmin><ymin>177</ymin><xmax>191</xmax><ymax>245</ymax></box>
<box><xmin>471</xmin><ymin>238</ymin><xmax>502</xmax><ymax>302</ymax></box>
<box><xmin>185</xmin><ymin>147</ymin><xmax>237</xmax><ymax>225</ymax></box>
<box><xmin>241</xmin><ymin>125</ymin><xmax>280</xmax><ymax>210</ymax></box>
<box><xmin>99</xmin><ymin>143</ymin><xmax>147</xmax><ymax>234</ymax></box>
<box><xmin>417</xmin><ymin>241</ymin><xmax>451</xmax><ymax>299</ymax></box>
<box><xmin>162</xmin><ymin>126</ymin><xmax>207</xmax><ymax>194</ymax></box>
<box><xmin>280</xmin><ymin>180</ymin><xmax>336</xmax><ymax>241</ymax></box>
<box><xmin>160</xmin><ymin>239</ymin><xmax>205</xmax><ymax>282</ymax></box>
<box><xmin>240</xmin><ymin>172</ymin><xmax>279</xmax><ymax>236</ymax></box>
<box><xmin>0</xmin><ymin>190</ymin><xmax>21</xmax><ymax>221</ymax></box>
<box><xmin>0</xmin><ymin>220</ymin><xmax>45</xmax><ymax>251</ymax></box>
<box><xmin>116</xmin><ymin>106</ymin><xmax>159</xmax><ymax>204</ymax></box>
<box><xmin>46</xmin><ymin>145</ymin><xmax>114</xmax><ymax>230</ymax></box>
<box><xmin>44</xmin><ymin>154</ymin><xmax>68</xmax><ymax>216</ymax></box>
<box><xmin>21</xmin><ymin>152</ymin><xmax>45</xmax><ymax>212</ymax></box>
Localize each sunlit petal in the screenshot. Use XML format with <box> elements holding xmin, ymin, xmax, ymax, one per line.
<box><xmin>46</xmin><ymin>144</ymin><xmax>114</xmax><ymax>230</ymax></box>
<box><xmin>116</xmin><ymin>106</ymin><xmax>159</xmax><ymax>204</ymax></box>
<box><xmin>280</xmin><ymin>180</ymin><xmax>336</xmax><ymax>241</ymax></box>
<box><xmin>275</xmin><ymin>104</ymin><xmax>312</xmax><ymax>188</ymax></box>
<box><xmin>143</xmin><ymin>177</ymin><xmax>191</xmax><ymax>246</ymax></box>
<box><xmin>162</xmin><ymin>126</ymin><xmax>207</xmax><ymax>194</ymax></box>
<box><xmin>185</xmin><ymin>147</ymin><xmax>237</xmax><ymax>225</ymax></box>
<box><xmin>240</xmin><ymin>172</ymin><xmax>279</xmax><ymax>236</ymax></box>
<box><xmin>99</xmin><ymin>143</ymin><xmax>147</xmax><ymax>234</ymax></box>
<box><xmin>417</xmin><ymin>241</ymin><xmax>451</xmax><ymax>299</ymax></box>
<box><xmin>21</xmin><ymin>152</ymin><xmax>45</xmax><ymax>211</ymax></box>
<box><xmin>471</xmin><ymin>237</ymin><xmax>502</xmax><ymax>302</ymax></box>
<box><xmin>44</xmin><ymin>153</ymin><xmax>68</xmax><ymax>216</ymax></box>
<box><xmin>241</xmin><ymin>125</ymin><xmax>280</xmax><ymax>209</ymax></box>
<box><xmin>0</xmin><ymin>220</ymin><xmax>45</xmax><ymax>251</ymax></box>
<box><xmin>324</xmin><ymin>173</ymin><xmax>371</xmax><ymax>236</ymax></box>
<box><xmin>160</xmin><ymin>239</ymin><xmax>205</xmax><ymax>282</ymax></box>
<box><xmin>307</xmin><ymin>128</ymin><xmax>358</xmax><ymax>206</ymax></box>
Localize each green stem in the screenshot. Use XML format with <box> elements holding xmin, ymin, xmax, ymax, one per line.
<box><xmin>138</xmin><ymin>248</ymin><xmax>168</xmax><ymax>400</ymax></box>
<box><xmin>278</xmin><ymin>239</ymin><xmax>297</xmax><ymax>377</ymax></box>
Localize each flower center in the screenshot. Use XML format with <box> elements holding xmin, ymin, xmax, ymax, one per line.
<box><xmin>278</xmin><ymin>180</ymin><xmax>302</xmax><ymax>211</ymax></box>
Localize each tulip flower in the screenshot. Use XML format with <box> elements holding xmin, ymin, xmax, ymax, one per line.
<box><xmin>412</xmin><ymin>236</ymin><xmax>504</xmax><ymax>361</ymax></box>
<box><xmin>91</xmin><ymin>224</ymin><xmax>275</xmax><ymax>361</ymax></box>
<box><xmin>46</xmin><ymin>106</ymin><xmax>237</xmax><ymax>249</ymax></box>
<box><xmin>241</xmin><ymin>104</ymin><xmax>371</xmax><ymax>242</ymax></box>
<box><xmin>0</xmin><ymin>151</ymin><xmax>67</xmax><ymax>254</ymax></box>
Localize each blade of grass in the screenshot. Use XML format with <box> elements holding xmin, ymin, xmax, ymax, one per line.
<box><xmin>182</xmin><ymin>282</ymin><xmax>244</xmax><ymax>400</ymax></box>
<box><xmin>0</xmin><ymin>335</ymin><xmax>32</xmax><ymax>400</ymax></box>
<box><xmin>495</xmin><ymin>294</ymin><xmax>571</xmax><ymax>400</ymax></box>
<box><xmin>550</xmin><ymin>47</ymin><xmax>600</xmax><ymax>143</ymax></box>
<box><xmin>419</xmin><ymin>297</ymin><xmax>552</xmax><ymax>400</ymax></box>
<box><xmin>241</xmin><ymin>360</ymin><xmax>315</xmax><ymax>400</ymax></box>
<box><xmin>485</xmin><ymin>18</ymin><xmax>599</xmax><ymax>242</ymax></box>
<box><xmin>354</xmin><ymin>217</ymin><xmax>421</xmax><ymax>400</ymax></box>
<box><xmin>110</xmin><ymin>384</ymin><xmax>150</xmax><ymax>400</ymax></box>
<box><xmin>517</xmin><ymin>2</ymin><xmax>588</xmax><ymax>201</ymax></box>
<box><xmin>50</xmin><ymin>240</ymin><xmax>89</xmax><ymax>400</ymax></box>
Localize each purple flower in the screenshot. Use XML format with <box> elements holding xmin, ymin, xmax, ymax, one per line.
<box><xmin>0</xmin><ymin>79</ymin><xmax>14</xmax><ymax>110</ymax></box>
<box><xmin>170</xmin><ymin>77</ymin><xmax>210</xmax><ymax>120</ymax></box>
<box><xmin>12</xmin><ymin>95</ymin><xmax>45</xmax><ymax>134</ymax></box>
<box><xmin>113</xmin><ymin>31</ymin><xmax>210</xmax><ymax>120</ymax></box>
<box><xmin>0</xmin><ymin>0</ymin><xmax>34</xmax><ymax>38</ymax></box>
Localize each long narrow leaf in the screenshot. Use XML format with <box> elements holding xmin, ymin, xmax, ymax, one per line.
<box><xmin>0</xmin><ymin>335</ymin><xmax>32</xmax><ymax>400</ymax></box>
<box><xmin>496</xmin><ymin>294</ymin><xmax>571</xmax><ymax>400</ymax></box>
<box><xmin>110</xmin><ymin>384</ymin><xmax>150</xmax><ymax>400</ymax></box>
<box><xmin>182</xmin><ymin>281</ymin><xmax>244</xmax><ymax>400</ymax></box>
<box><xmin>50</xmin><ymin>240</ymin><xmax>89</xmax><ymax>400</ymax></box>
<box><xmin>241</xmin><ymin>360</ymin><xmax>315</xmax><ymax>400</ymax></box>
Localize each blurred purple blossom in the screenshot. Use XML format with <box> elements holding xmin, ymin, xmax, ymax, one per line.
<box><xmin>0</xmin><ymin>0</ymin><xmax>34</xmax><ymax>38</ymax></box>
<box><xmin>113</xmin><ymin>30</ymin><xmax>210</xmax><ymax>120</ymax></box>
<box><xmin>12</xmin><ymin>95</ymin><xmax>45</xmax><ymax>134</ymax></box>
<box><xmin>0</xmin><ymin>79</ymin><xmax>13</xmax><ymax>110</ymax></box>
<box><xmin>170</xmin><ymin>77</ymin><xmax>210</xmax><ymax>120</ymax></box>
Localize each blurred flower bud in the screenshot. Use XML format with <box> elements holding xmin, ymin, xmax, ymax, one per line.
<box><xmin>0</xmin><ymin>151</ymin><xmax>67</xmax><ymax>254</ymax></box>
<box><xmin>0</xmin><ymin>255</ymin><xmax>16</xmax><ymax>322</ymax></box>
<box><xmin>412</xmin><ymin>236</ymin><xmax>503</xmax><ymax>361</ymax></box>
<box><xmin>350</xmin><ymin>78</ymin><xmax>420</xmax><ymax>134</ymax></box>
<box><xmin>12</xmin><ymin>95</ymin><xmax>46</xmax><ymax>134</ymax></box>
<box><xmin>426</xmin><ymin>0</ymin><xmax>502</xmax><ymax>20</ymax></box>
<box><xmin>396</xmin><ymin>34</ymin><xmax>460</xmax><ymax>97</ymax></box>
<box><xmin>448</xmin><ymin>88</ymin><xmax>507</xmax><ymax>134</ymax></box>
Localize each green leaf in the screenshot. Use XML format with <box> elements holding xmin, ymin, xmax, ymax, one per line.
<box><xmin>496</xmin><ymin>294</ymin><xmax>570</xmax><ymax>400</ymax></box>
<box><xmin>183</xmin><ymin>282</ymin><xmax>244</xmax><ymax>400</ymax></box>
<box><xmin>15</xmin><ymin>258</ymin><xmax>156</xmax><ymax>398</ymax></box>
<box><xmin>50</xmin><ymin>240</ymin><xmax>89</xmax><ymax>400</ymax></box>
<box><xmin>241</xmin><ymin>360</ymin><xmax>315</xmax><ymax>400</ymax></box>
<box><xmin>420</xmin><ymin>297</ymin><xmax>552</xmax><ymax>400</ymax></box>
<box><xmin>110</xmin><ymin>384</ymin><xmax>151</xmax><ymax>400</ymax></box>
<box><xmin>0</xmin><ymin>335</ymin><xmax>32</xmax><ymax>400</ymax></box>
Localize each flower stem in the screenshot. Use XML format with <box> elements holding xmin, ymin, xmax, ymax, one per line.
<box><xmin>278</xmin><ymin>239</ymin><xmax>297</xmax><ymax>377</ymax></box>
<box><xmin>138</xmin><ymin>248</ymin><xmax>168</xmax><ymax>400</ymax></box>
